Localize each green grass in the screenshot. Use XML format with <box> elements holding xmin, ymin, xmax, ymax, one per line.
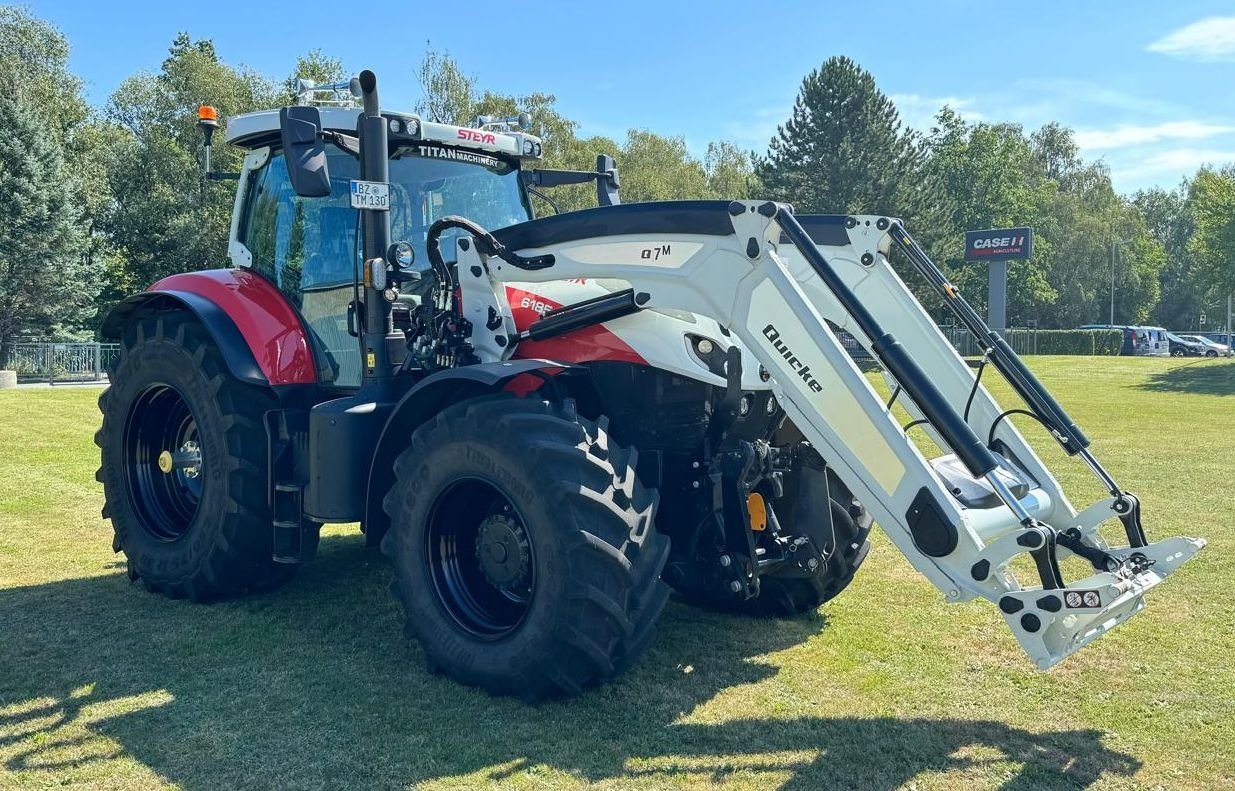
<box><xmin>1</xmin><ymin>356</ymin><xmax>1233</xmax><ymax>790</ymax></box>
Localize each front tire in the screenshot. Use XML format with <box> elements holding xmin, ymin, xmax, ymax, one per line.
<box><xmin>381</xmin><ymin>397</ymin><xmax>670</xmax><ymax>699</ymax></box>
<box><xmin>96</xmin><ymin>312</ymin><xmax>298</xmax><ymax>600</ymax></box>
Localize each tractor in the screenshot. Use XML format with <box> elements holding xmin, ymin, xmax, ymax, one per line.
<box><xmin>96</xmin><ymin>71</ymin><xmax>1203</xmax><ymax>699</ymax></box>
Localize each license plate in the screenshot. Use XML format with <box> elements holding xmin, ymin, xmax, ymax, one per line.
<box><xmin>350</xmin><ymin>180</ymin><xmax>389</xmax><ymax>211</ymax></box>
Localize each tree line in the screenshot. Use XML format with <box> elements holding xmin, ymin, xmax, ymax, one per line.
<box><xmin>1</xmin><ymin>7</ymin><xmax>1233</xmax><ymax>365</ymax></box>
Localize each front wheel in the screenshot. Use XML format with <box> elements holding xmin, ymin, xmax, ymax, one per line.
<box><xmin>96</xmin><ymin>312</ymin><xmax>300</xmax><ymax>600</ymax></box>
<box><xmin>382</xmin><ymin>397</ymin><xmax>670</xmax><ymax>699</ymax></box>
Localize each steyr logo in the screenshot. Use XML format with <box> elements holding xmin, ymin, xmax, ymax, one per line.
<box><xmin>457</xmin><ymin>128</ymin><xmax>497</xmax><ymax>145</ymax></box>
<box><xmin>762</xmin><ymin>324</ymin><xmax>823</xmax><ymax>393</ymax></box>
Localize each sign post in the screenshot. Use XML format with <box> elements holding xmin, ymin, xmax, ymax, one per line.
<box><xmin>964</xmin><ymin>226</ymin><xmax>1033</xmax><ymax>338</ymax></box>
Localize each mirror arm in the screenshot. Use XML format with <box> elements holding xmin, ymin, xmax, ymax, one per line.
<box><xmin>526</xmin><ymin>185</ymin><xmax>560</xmax><ymax>215</ymax></box>
<box><xmin>323</xmin><ymin>130</ymin><xmax>360</xmax><ymax>157</ymax></box>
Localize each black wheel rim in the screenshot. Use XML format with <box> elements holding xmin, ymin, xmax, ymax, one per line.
<box><xmin>426</xmin><ymin>477</ymin><xmax>535</xmax><ymax>640</ymax></box>
<box><xmin>122</xmin><ymin>384</ymin><xmax>202</xmax><ymax>541</ymax></box>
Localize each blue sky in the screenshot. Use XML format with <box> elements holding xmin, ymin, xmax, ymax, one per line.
<box><xmin>28</xmin><ymin>0</ymin><xmax>1235</xmax><ymax>194</ymax></box>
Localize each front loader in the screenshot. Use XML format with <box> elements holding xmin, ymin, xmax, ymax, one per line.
<box><xmin>96</xmin><ymin>70</ymin><xmax>1203</xmax><ymax>699</ymax></box>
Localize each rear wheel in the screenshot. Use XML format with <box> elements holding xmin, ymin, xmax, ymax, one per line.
<box><xmin>96</xmin><ymin>312</ymin><xmax>300</xmax><ymax>600</ymax></box>
<box><xmin>382</xmin><ymin>397</ymin><xmax>669</xmax><ymax>699</ymax></box>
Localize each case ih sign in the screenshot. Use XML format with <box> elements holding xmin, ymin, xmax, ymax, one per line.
<box><xmin>964</xmin><ymin>227</ymin><xmax>1033</xmax><ymax>260</ymax></box>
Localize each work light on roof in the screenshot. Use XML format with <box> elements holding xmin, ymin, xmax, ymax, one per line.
<box><xmin>293</xmin><ymin>77</ymin><xmax>363</xmax><ymax>107</ymax></box>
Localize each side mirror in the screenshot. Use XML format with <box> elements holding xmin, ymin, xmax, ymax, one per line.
<box><xmin>279</xmin><ymin>106</ymin><xmax>331</xmax><ymax>197</ymax></box>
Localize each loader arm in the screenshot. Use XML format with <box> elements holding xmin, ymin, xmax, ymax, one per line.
<box><xmin>447</xmin><ymin>199</ymin><xmax>1203</xmax><ymax>669</ymax></box>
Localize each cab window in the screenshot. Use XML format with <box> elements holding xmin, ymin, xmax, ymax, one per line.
<box><xmin>241</xmin><ymin>145</ymin><xmax>362</xmax><ymax>386</ymax></box>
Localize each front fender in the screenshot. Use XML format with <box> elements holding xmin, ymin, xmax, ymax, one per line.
<box><xmin>362</xmin><ymin>359</ymin><xmax>577</xmax><ymax>544</ymax></box>
<box><xmin>100</xmin><ymin>269</ymin><xmax>315</xmax><ymax>386</ymax></box>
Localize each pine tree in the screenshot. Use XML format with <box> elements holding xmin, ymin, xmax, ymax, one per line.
<box><xmin>755</xmin><ymin>56</ymin><xmax>946</xmax><ymax>230</ymax></box>
<box><xmin>0</xmin><ymin>88</ymin><xmax>91</xmax><ymax>366</ymax></box>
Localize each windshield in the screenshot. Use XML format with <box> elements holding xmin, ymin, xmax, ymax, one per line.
<box><xmin>245</xmin><ymin>142</ymin><xmax>532</xmax><ymax>293</ymax></box>
<box><xmin>388</xmin><ymin>144</ymin><xmax>532</xmax><ymax>282</ymax></box>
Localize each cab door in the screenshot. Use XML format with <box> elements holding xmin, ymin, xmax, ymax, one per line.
<box><xmin>238</xmin><ymin>145</ymin><xmax>364</xmax><ymax>387</ymax></box>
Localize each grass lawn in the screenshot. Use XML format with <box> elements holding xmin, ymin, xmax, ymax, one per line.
<box><xmin>1</xmin><ymin>356</ymin><xmax>1233</xmax><ymax>790</ymax></box>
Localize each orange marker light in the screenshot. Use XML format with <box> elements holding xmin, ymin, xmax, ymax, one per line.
<box><xmin>197</xmin><ymin>105</ymin><xmax>218</xmax><ymax>123</ymax></box>
<box><xmin>746</xmin><ymin>492</ymin><xmax>767</xmax><ymax>532</ymax></box>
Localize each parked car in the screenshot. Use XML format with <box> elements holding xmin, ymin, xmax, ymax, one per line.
<box><xmin>1202</xmin><ymin>331</ymin><xmax>1235</xmax><ymax>349</ymax></box>
<box><xmin>1165</xmin><ymin>331</ymin><xmax>1209</xmax><ymax>357</ymax></box>
<box><xmin>1080</xmin><ymin>324</ymin><xmax>1170</xmax><ymax>356</ymax></box>
<box><xmin>1177</xmin><ymin>334</ymin><xmax>1233</xmax><ymax>357</ymax></box>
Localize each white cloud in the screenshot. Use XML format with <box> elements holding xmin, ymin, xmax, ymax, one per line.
<box><xmin>1147</xmin><ymin>16</ymin><xmax>1235</xmax><ymax>62</ymax></box>
<box><xmin>890</xmin><ymin>93</ymin><xmax>983</xmax><ymax>131</ymax></box>
<box><xmin>1074</xmin><ymin>121</ymin><xmax>1235</xmax><ymax>151</ymax></box>
<box><xmin>1112</xmin><ymin>147</ymin><xmax>1235</xmax><ymax>184</ymax></box>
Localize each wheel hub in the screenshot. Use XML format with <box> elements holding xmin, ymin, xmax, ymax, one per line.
<box><xmin>158</xmin><ymin>440</ymin><xmax>201</xmax><ymax>478</ymax></box>
<box><xmin>476</xmin><ymin>514</ymin><xmax>531</xmax><ymax>591</ymax></box>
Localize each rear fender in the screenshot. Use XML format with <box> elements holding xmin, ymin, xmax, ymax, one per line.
<box><xmin>362</xmin><ymin>359</ymin><xmax>578</xmax><ymax>544</ymax></box>
<box><xmin>99</xmin><ymin>269</ymin><xmax>316</xmax><ymax>386</ymax></box>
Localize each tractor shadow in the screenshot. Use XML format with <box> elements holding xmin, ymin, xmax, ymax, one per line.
<box><xmin>0</xmin><ymin>534</ymin><xmax>1139</xmax><ymax>790</ymax></box>
<box><xmin>1137</xmin><ymin>359</ymin><xmax>1235</xmax><ymax>396</ymax></box>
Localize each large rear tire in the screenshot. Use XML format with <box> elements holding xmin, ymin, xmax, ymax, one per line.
<box><xmin>381</xmin><ymin>397</ymin><xmax>669</xmax><ymax>699</ymax></box>
<box><xmin>96</xmin><ymin>312</ymin><xmax>299</xmax><ymax>600</ymax></box>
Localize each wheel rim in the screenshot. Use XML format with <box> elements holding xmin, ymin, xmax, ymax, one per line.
<box><xmin>425</xmin><ymin>477</ymin><xmax>535</xmax><ymax>640</ymax></box>
<box><xmin>122</xmin><ymin>384</ymin><xmax>202</xmax><ymax>541</ymax></box>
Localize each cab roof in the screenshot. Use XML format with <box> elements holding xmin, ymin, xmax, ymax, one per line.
<box><xmin>224</xmin><ymin>107</ymin><xmax>542</xmax><ymax>160</ymax></box>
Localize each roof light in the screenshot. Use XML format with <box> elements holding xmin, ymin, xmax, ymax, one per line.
<box><xmin>197</xmin><ymin>105</ymin><xmax>218</xmax><ymax>127</ymax></box>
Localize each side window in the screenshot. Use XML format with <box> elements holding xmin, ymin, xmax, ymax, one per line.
<box><xmin>240</xmin><ymin>146</ymin><xmax>363</xmax><ymax>387</ymax></box>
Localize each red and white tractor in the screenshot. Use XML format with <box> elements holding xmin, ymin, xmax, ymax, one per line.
<box><xmin>96</xmin><ymin>71</ymin><xmax>1203</xmax><ymax>699</ymax></box>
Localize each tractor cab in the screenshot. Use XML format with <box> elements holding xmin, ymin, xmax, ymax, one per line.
<box><xmin>221</xmin><ymin>106</ymin><xmax>542</xmax><ymax>386</ymax></box>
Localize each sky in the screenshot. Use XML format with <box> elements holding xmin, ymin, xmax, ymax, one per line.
<box><xmin>26</xmin><ymin>0</ymin><xmax>1235</xmax><ymax>195</ymax></box>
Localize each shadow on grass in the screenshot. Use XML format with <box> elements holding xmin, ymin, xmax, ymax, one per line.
<box><xmin>1137</xmin><ymin>359</ymin><xmax>1235</xmax><ymax>396</ymax></box>
<box><xmin>0</xmin><ymin>535</ymin><xmax>1139</xmax><ymax>790</ymax></box>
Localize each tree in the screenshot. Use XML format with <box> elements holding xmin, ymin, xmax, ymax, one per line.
<box><xmin>415</xmin><ymin>46</ymin><xmax>476</xmax><ymax>126</ymax></box>
<box><xmin>704</xmin><ymin>141</ymin><xmax>753</xmax><ymax>198</ymax></box>
<box><xmin>1135</xmin><ymin>184</ymin><xmax>1199</xmax><ymax>328</ymax></box>
<box><xmin>756</xmin><ymin>56</ymin><xmax>947</xmax><ymax>227</ymax></box>
<box><xmin>1187</xmin><ymin>167</ymin><xmax>1235</xmax><ymax>320</ymax></box>
<box><xmin>0</xmin><ymin>7</ymin><xmax>87</xmax><ymax>144</ymax></box>
<box><xmin>104</xmin><ymin>34</ymin><xmax>277</xmax><ymax>288</ymax></box>
<box><xmin>924</xmin><ymin>110</ymin><xmax>1056</xmax><ymax>323</ymax></box>
<box><xmin>2</xmin><ymin>6</ymin><xmax>116</xmax><ymax>338</ymax></box>
<box><xmin>0</xmin><ymin>89</ymin><xmax>91</xmax><ymax>365</ymax></box>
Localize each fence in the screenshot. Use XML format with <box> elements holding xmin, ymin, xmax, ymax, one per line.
<box><xmin>6</xmin><ymin>343</ymin><xmax>120</xmax><ymax>383</ymax></box>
